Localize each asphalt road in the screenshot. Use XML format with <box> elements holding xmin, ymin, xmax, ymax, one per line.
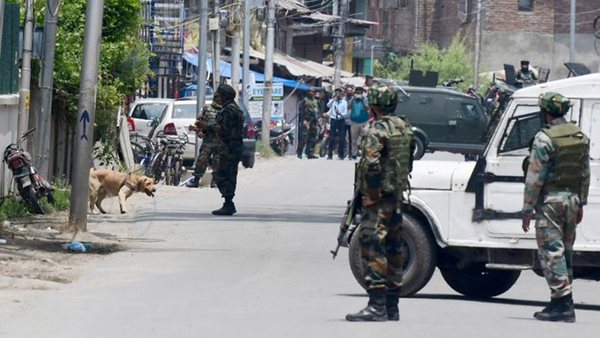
<box><xmin>2</xmin><ymin>155</ymin><xmax>599</xmax><ymax>337</ymax></box>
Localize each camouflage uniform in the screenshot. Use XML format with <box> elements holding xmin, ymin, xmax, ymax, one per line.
<box><xmin>207</xmin><ymin>86</ymin><xmax>245</xmax><ymax>214</ymax></box>
<box><xmin>347</xmin><ymin>82</ymin><xmax>414</xmax><ymax>322</ymax></box>
<box><xmin>523</xmin><ymin>92</ymin><xmax>590</xmax><ymax>322</ymax></box>
<box><xmin>192</xmin><ymin>102</ymin><xmax>223</xmax><ymax>179</ymax></box>
<box><xmin>297</xmin><ymin>96</ymin><xmax>319</xmax><ymax>157</ymax></box>
<box><xmin>516</xmin><ymin>60</ymin><xmax>538</xmax><ymax>86</ymax></box>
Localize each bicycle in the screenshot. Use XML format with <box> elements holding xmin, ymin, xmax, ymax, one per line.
<box><xmin>151</xmin><ymin>134</ymin><xmax>188</xmax><ymax>186</ymax></box>
<box><xmin>130</xmin><ymin>133</ymin><xmax>157</xmax><ymax>177</ymax></box>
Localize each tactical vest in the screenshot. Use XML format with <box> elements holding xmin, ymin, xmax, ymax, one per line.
<box><xmin>359</xmin><ymin>116</ymin><xmax>413</xmax><ymax>196</ymax></box>
<box><xmin>202</xmin><ymin>105</ymin><xmax>218</xmax><ymax>126</ymax></box>
<box><xmin>541</xmin><ymin>122</ymin><xmax>588</xmax><ymax>194</ymax></box>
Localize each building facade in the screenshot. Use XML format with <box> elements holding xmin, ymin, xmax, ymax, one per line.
<box><xmin>365</xmin><ymin>0</ymin><xmax>600</xmax><ymax>80</ymax></box>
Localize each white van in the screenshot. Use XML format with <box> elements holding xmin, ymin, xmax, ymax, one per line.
<box><xmin>348</xmin><ymin>73</ymin><xmax>600</xmax><ymax>298</ymax></box>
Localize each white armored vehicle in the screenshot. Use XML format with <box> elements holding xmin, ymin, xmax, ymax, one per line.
<box><xmin>349</xmin><ymin>73</ymin><xmax>600</xmax><ymax>298</ymax></box>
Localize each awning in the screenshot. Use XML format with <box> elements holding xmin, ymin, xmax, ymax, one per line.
<box><xmin>247</xmin><ymin>48</ymin><xmax>353</xmax><ymax>79</ymax></box>
<box><xmin>182</xmin><ymin>53</ymin><xmax>310</xmax><ymax>91</ymax></box>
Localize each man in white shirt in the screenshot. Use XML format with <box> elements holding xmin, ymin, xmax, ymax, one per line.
<box><xmin>327</xmin><ymin>87</ymin><xmax>349</xmax><ymax>160</ymax></box>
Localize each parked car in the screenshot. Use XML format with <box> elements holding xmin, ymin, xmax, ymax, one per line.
<box><xmin>126</xmin><ymin>98</ymin><xmax>174</xmax><ymax>137</ymax></box>
<box><xmin>392</xmin><ymin>86</ymin><xmax>489</xmax><ymax>159</ymax></box>
<box><xmin>347</xmin><ymin>73</ymin><xmax>600</xmax><ymax>298</ymax></box>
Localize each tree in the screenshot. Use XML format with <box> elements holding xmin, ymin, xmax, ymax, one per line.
<box><xmin>374</xmin><ymin>33</ymin><xmax>474</xmax><ymax>90</ymax></box>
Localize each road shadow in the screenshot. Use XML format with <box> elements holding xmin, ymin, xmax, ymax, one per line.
<box><xmin>95</xmin><ymin>210</ymin><xmax>342</xmax><ymax>225</ymax></box>
<box><xmin>338</xmin><ymin>293</ymin><xmax>600</xmax><ymax>311</ymax></box>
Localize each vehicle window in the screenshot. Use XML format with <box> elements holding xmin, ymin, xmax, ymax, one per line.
<box><xmin>460</xmin><ymin>103</ymin><xmax>481</xmax><ymax>120</ymax></box>
<box><xmin>588</xmin><ymin>103</ymin><xmax>600</xmax><ymax>159</ymax></box>
<box><xmin>172</xmin><ymin>104</ymin><xmax>197</xmax><ymax>119</ymax></box>
<box><xmin>131</xmin><ymin>103</ymin><xmax>167</xmax><ymax>120</ymax></box>
<box><xmin>499</xmin><ymin>112</ymin><xmax>543</xmax><ymax>153</ymax></box>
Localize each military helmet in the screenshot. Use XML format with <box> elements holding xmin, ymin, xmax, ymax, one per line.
<box><xmin>368</xmin><ymin>82</ymin><xmax>397</xmax><ymax>113</ymax></box>
<box><xmin>538</xmin><ymin>92</ymin><xmax>570</xmax><ymax>116</ymax></box>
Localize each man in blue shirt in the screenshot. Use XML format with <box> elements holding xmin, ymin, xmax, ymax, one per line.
<box><xmin>327</xmin><ymin>87</ymin><xmax>348</xmax><ymax>160</ymax></box>
<box><xmin>347</xmin><ymin>86</ymin><xmax>370</xmax><ymax>159</ymax></box>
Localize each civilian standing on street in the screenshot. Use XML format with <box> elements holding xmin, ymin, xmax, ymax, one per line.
<box><xmin>522</xmin><ymin>92</ymin><xmax>590</xmax><ymax>323</ymax></box>
<box><xmin>201</xmin><ymin>84</ymin><xmax>245</xmax><ymax>216</ymax></box>
<box><xmin>347</xmin><ymin>86</ymin><xmax>370</xmax><ymax>160</ymax></box>
<box><xmin>326</xmin><ymin>88</ymin><xmax>348</xmax><ymax>160</ymax></box>
<box><xmin>343</xmin><ymin>85</ymin><xmax>355</xmax><ymax>159</ymax></box>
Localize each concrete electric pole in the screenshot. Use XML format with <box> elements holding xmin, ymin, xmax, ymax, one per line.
<box><xmin>230</xmin><ymin>1</ymin><xmax>241</xmax><ymax>100</ymax></box>
<box><xmin>569</xmin><ymin>0</ymin><xmax>576</xmax><ymax>63</ymax></box>
<box><xmin>36</xmin><ymin>0</ymin><xmax>61</xmax><ymax>179</ymax></box>
<box><xmin>212</xmin><ymin>0</ymin><xmax>221</xmax><ymax>90</ymax></box>
<box><xmin>473</xmin><ymin>0</ymin><xmax>483</xmax><ymax>88</ymax></box>
<box><xmin>242</xmin><ymin>0</ymin><xmax>251</xmax><ymax>107</ymax></box>
<box><xmin>261</xmin><ymin>0</ymin><xmax>276</xmax><ymax>147</ymax></box>
<box><xmin>0</xmin><ymin>0</ymin><xmax>5</xmax><ymax>55</ymax></box>
<box><xmin>67</xmin><ymin>0</ymin><xmax>104</xmax><ymax>232</ymax></box>
<box><xmin>17</xmin><ymin>0</ymin><xmax>34</xmax><ymax>150</ymax></box>
<box><xmin>196</xmin><ymin>0</ymin><xmax>209</xmax><ymax>162</ymax></box>
<box><xmin>333</xmin><ymin>0</ymin><xmax>349</xmax><ymax>89</ymax></box>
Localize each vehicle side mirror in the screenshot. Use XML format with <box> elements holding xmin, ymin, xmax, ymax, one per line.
<box><xmin>148</xmin><ymin>117</ymin><xmax>160</xmax><ymax>127</ymax></box>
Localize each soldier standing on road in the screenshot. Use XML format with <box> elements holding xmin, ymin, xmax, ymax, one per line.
<box><xmin>346</xmin><ymin>82</ymin><xmax>415</xmax><ymax>322</ymax></box>
<box><xmin>199</xmin><ymin>84</ymin><xmax>245</xmax><ymax>216</ymax></box>
<box><xmin>522</xmin><ymin>92</ymin><xmax>590</xmax><ymax>323</ymax></box>
<box><xmin>297</xmin><ymin>88</ymin><xmax>319</xmax><ymax>159</ymax></box>
<box><xmin>186</xmin><ymin>101</ymin><xmax>223</xmax><ymax>188</ymax></box>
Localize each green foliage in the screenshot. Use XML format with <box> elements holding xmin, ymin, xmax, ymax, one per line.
<box><xmin>51</xmin><ymin>188</ymin><xmax>71</xmax><ymax>212</ymax></box>
<box><xmin>374</xmin><ymin>34</ymin><xmax>475</xmax><ymax>91</ymax></box>
<box><xmin>257</xmin><ymin>141</ymin><xmax>277</xmax><ymax>159</ymax></box>
<box><xmin>0</xmin><ymin>197</ymin><xmax>32</xmax><ymax>218</ymax></box>
<box><xmin>51</xmin><ymin>0</ymin><xmax>151</xmax><ymax>138</ymax></box>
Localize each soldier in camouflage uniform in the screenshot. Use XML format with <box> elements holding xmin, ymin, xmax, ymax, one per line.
<box><xmin>297</xmin><ymin>88</ymin><xmax>319</xmax><ymax>159</ymax></box>
<box><xmin>516</xmin><ymin>60</ymin><xmax>538</xmax><ymax>87</ymax></box>
<box><xmin>186</xmin><ymin>101</ymin><xmax>223</xmax><ymax>188</ymax></box>
<box><xmin>196</xmin><ymin>84</ymin><xmax>245</xmax><ymax>215</ymax></box>
<box><xmin>522</xmin><ymin>92</ymin><xmax>590</xmax><ymax>323</ymax></box>
<box><xmin>346</xmin><ymin>82</ymin><xmax>415</xmax><ymax>322</ymax></box>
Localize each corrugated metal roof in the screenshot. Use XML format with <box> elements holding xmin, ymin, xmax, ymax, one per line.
<box><xmin>248</xmin><ymin>48</ymin><xmax>353</xmax><ymax>79</ymax></box>
<box><xmin>304</xmin><ymin>12</ymin><xmax>377</xmax><ymax>26</ymax></box>
<box><xmin>277</xmin><ymin>0</ymin><xmax>311</xmax><ymax>13</ymax></box>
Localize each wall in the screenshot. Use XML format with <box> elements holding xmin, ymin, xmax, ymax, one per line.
<box><xmin>0</xmin><ymin>95</ymin><xmax>19</xmax><ymax>197</ymax></box>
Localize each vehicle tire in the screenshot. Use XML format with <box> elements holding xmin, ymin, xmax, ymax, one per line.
<box><xmin>173</xmin><ymin>159</ymin><xmax>182</xmax><ymax>186</ymax></box>
<box><xmin>413</xmin><ymin>136</ymin><xmax>426</xmax><ymax>160</ymax></box>
<box><xmin>319</xmin><ymin>137</ymin><xmax>329</xmax><ymax>157</ymax></box>
<box><xmin>242</xmin><ymin>153</ymin><xmax>255</xmax><ymax>169</ymax></box>
<box><xmin>46</xmin><ymin>191</ymin><xmax>56</xmax><ymax>205</ymax></box>
<box><xmin>348</xmin><ymin>214</ymin><xmax>437</xmax><ymax>297</ymax></box>
<box><xmin>23</xmin><ymin>186</ymin><xmax>44</xmax><ymax>215</ymax></box>
<box><xmin>439</xmin><ymin>265</ymin><xmax>521</xmax><ymax>298</ymax></box>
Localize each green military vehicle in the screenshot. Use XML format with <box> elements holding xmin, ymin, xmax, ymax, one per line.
<box><xmin>393</xmin><ymin>86</ymin><xmax>489</xmax><ymax>159</ymax></box>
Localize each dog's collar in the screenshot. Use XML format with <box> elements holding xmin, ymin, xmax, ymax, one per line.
<box><xmin>120</xmin><ymin>174</ymin><xmax>136</xmax><ymax>191</ymax></box>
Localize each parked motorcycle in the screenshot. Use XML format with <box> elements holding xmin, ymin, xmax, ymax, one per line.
<box><xmin>254</xmin><ymin>119</ymin><xmax>296</xmax><ymax>156</ymax></box>
<box><xmin>3</xmin><ymin>128</ymin><xmax>54</xmax><ymax>214</ymax></box>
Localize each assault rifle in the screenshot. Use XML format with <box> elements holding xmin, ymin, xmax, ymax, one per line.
<box><xmin>330</xmin><ymin>190</ymin><xmax>362</xmax><ymax>259</ymax></box>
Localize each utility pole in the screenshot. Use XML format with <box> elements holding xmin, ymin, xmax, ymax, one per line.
<box><xmin>0</xmin><ymin>0</ymin><xmax>5</xmax><ymax>55</ymax></box>
<box><xmin>569</xmin><ymin>0</ymin><xmax>576</xmax><ymax>63</ymax></box>
<box><xmin>333</xmin><ymin>0</ymin><xmax>348</xmax><ymax>89</ymax></box>
<box><xmin>195</xmin><ymin>0</ymin><xmax>209</xmax><ymax>162</ymax></box>
<box><xmin>17</xmin><ymin>0</ymin><xmax>34</xmax><ymax>150</ymax></box>
<box><xmin>473</xmin><ymin>0</ymin><xmax>483</xmax><ymax>88</ymax></box>
<box><xmin>212</xmin><ymin>0</ymin><xmax>221</xmax><ymax>90</ymax></box>
<box><xmin>230</xmin><ymin>2</ymin><xmax>241</xmax><ymax>100</ymax></box>
<box><xmin>67</xmin><ymin>0</ymin><xmax>104</xmax><ymax>232</ymax></box>
<box><xmin>36</xmin><ymin>0</ymin><xmax>61</xmax><ymax>179</ymax></box>
<box><xmin>261</xmin><ymin>0</ymin><xmax>276</xmax><ymax>147</ymax></box>
<box><xmin>242</xmin><ymin>0</ymin><xmax>251</xmax><ymax>107</ymax></box>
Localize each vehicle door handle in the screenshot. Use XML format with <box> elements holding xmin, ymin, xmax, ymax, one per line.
<box><xmin>448</xmin><ymin>120</ymin><xmax>457</xmax><ymax>126</ymax></box>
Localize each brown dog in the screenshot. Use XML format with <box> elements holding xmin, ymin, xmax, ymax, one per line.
<box><xmin>89</xmin><ymin>169</ymin><xmax>157</xmax><ymax>214</ymax></box>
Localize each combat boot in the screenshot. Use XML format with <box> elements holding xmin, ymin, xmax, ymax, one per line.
<box><xmin>185</xmin><ymin>175</ymin><xmax>200</xmax><ymax>188</ymax></box>
<box><xmin>212</xmin><ymin>198</ymin><xmax>237</xmax><ymax>216</ymax></box>
<box><xmin>346</xmin><ymin>289</ymin><xmax>387</xmax><ymax>322</ymax></box>
<box><xmin>534</xmin><ymin>294</ymin><xmax>576</xmax><ymax>323</ymax></box>
<box><xmin>307</xmin><ymin>153</ymin><xmax>319</xmax><ymax>159</ymax></box>
<box><xmin>386</xmin><ymin>291</ymin><xmax>400</xmax><ymax>321</ymax></box>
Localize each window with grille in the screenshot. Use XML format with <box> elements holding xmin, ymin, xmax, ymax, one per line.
<box><xmin>518</xmin><ymin>0</ymin><xmax>534</xmax><ymax>12</ymax></box>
